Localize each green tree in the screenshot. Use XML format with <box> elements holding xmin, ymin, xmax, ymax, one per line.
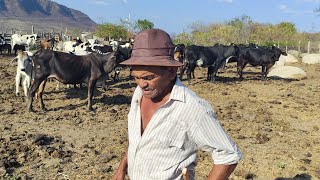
<box><xmin>227</xmin><ymin>14</ymin><xmax>253</xmax><ymax>43</ymax></box>
<box><xmin>134</xmin><ymin>19</ymin><xmax>154</xmax><ymax>31</ymax></box>
<box><xmin>94</xmin><ymin>23</ymin><xmax>129</xmax><ymax>40</ymax></box>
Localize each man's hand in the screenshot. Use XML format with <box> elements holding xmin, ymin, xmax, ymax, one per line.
<box><xmin>111</xmin><ymin>152</ymin><xmax>128</xmax><ymax>180</ymax></box>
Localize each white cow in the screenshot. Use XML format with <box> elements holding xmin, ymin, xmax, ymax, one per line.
<box><xmin>11</xmin><ymin>34</ymin><xmax>38</xmax><ymax>51</ymax></box>
<box><xmin>11</xmin><ymin>51</ymin><xmax>33</xmax><ymax>96</ymax></box>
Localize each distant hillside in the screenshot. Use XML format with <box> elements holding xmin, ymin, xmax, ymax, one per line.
<box><xmin>0</xmin><ymin>0</ymin><xmax>96</xmax><ymax>33</ymax></box>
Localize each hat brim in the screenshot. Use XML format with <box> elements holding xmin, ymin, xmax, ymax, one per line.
<box><xmin>120</xmin><ymin>56</ymin><xmax>183</xmax><ymax>67</ymax></box>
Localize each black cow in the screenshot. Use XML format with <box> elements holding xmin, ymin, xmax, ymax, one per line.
<box><xmin>90</xmin><ymin>45</ymin><xmax>113</xmax><ymax>54</ymax></box>
<box><xmin>27</xmin><ymin>49</ymin><xmax>117</xmax><ymax>112</ymax></box>
<box><xmin>0</xmin><ymin>44</ymin><xmax>12</xmax><ymax>54</ymax></box>
<box><xmin>13</xmin><ymin>44</ymin><xmax>26</xmax><ymax>55</ymax></box>
<box><xmin>113</xmin><ymin>45</ymin><xmax>132</xmax><ymax>81</ymax></box>
<box><xmin>181</xmin><ymin>44</ymin><xmax>239</xmax><ymax>84</ymax></box>
<box><xmin>237</xmin><ymin>46</ymin><xmax>287</xmax><ymax>80</ymax></box>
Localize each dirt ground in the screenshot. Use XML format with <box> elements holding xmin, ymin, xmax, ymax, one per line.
<box><xmin>0</xmin><ymin>54</ymin><xmax>319</xmax><ymax>180</ymax></box>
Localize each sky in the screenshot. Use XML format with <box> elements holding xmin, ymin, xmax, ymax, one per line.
<box><xmin>52</xmin><ymin>0</ymin><xmax>320</xmax><ymax>34</ymax></box>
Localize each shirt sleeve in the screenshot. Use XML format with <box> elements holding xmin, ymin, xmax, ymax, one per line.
<box><xmin>191</xmin><ymin>101</ymin><xmax>242</xmax><ymax>165</ymax></box>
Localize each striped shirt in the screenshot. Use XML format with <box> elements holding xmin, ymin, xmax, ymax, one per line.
<box><xmin>127</xmin><ymin>78</ymin><xmax>242</xmax><ymax>179</ymax></box>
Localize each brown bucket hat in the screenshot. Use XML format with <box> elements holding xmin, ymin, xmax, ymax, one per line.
<box><xmin>120</xmin><ymin>29</ymin><xmax>182</xmax><ymax>67</ymax></box>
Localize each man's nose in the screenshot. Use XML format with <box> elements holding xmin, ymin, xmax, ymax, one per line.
<box><xmin>136</xmin><ymin>79</ymin><xmax>148</xmax><ymax>88</ymax></box>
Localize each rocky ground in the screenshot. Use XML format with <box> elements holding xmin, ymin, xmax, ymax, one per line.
<box><xmin>0</xmin><ymin>54</ymin><xmax>319</xmax><ymax>180</ymax></box>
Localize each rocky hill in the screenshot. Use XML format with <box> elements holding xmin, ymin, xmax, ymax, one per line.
<box><xmin>0</xmin><ymin>0</ymin><xmax>96</xmax><ymax>33</ymax></box>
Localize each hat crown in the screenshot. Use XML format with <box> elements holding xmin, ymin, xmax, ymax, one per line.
<box><xmin>119</xmin><ymin>29</ymin><xmax>182</xmax><ymax>67</ymax></box>
<box><xmin>133</xmin><ymin>29</ymin><xmax>174</xmax><ymax>50</ymax></box>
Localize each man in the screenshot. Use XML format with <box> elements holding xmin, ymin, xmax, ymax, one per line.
<box><xmin>112</xmin><ymin>29</ymin><xmax>242</xmax><ymax>180</ymax></box>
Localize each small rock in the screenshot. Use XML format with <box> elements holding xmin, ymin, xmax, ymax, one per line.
<box><xmin>305</xmin><ymin>152</ymin><xmax>312</xmax><ymax>157</ymax></box>
<box><xmin>256</xmin><ymin>133</ymin><xmax>270</xmax><ymax>144</ymax></box>
<box><xmin>300</xmin><ymin>158</ymin><xmax>311</xmax><ymax>164</ymax></box>
<box><xmin>313</xmin><ymin>126</ymin><xmax>319</xmax><ymax>131</ymax></box>
<box><xmin>0</xmin><ymin>167</ymin><xmax>6</xmax><ymax>176</ymax></box>
<box><xmin>237</xmin><ymin>135</ymin><xmax>245</xmax><ymax>139</ymax></box>
<box><xmin>299</xmin><ymin>166</ymin><xmax>307</xmax><ymax>171</ymax></box>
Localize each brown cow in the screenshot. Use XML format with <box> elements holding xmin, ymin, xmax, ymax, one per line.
<box><xmin>40</xmin><ymin>38</ymin><xmax>55</xmax><ymax>50</ymax></box>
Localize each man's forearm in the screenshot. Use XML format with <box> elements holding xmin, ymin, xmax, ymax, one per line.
<box><xmin>111</xmin><ymin>152</ymin><xmax>128</xmax><ymax>180</ymax></box>
<box><xmin>207</xmin><ymin>163</ymin><xmax>237</xmax><ymax>180</ymax></box>
<box><xmin>118</xmin><ymin>152</ymin><xmax>128</xmax><ymax>171</ymax></box>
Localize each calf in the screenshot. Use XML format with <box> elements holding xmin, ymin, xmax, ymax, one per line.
<box><xmin>0</xmin><ymin>44</ymin><xmax>12</xmax><ymax>54</ymax></box>
<box><xmin>11</xmin><ymin>51</ymin><xmax>33</xmax><ymax>96</ymax></box>
<box><xmin>27</xmin><ymin>49</ymin><xmax>117</xmax><ymax>112</ymax></box>
<box><xmin>237</xmin><ymin>46</ymin><xmax>287</xmax><ymax>80</ymax></box>
<box><xmin>40</xmin><ymin>38</ymin><xmax>55</xmax><ymax>50</ymax></box>
<box><xmin>13</xmin><ymin>44</ymin><xmax>26</xmax><ymax>55</ymax></box>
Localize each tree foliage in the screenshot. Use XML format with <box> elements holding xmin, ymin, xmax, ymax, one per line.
<box><xmin>175</xmin><ymin>15</ymin><xmax>306</xmax><ymax>47</ymax></box>
<box><xmin>94</xmin><ymin>23</ymin><xmax>129</xmax><ymax>40</ymax></box>
<box><xmin>134</xmin><ymin>19</ymin><xmax>154</xmax><ymax>31</ymax></box>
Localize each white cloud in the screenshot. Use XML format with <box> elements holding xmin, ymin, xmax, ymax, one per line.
<box><xmin>279</xmin><ymin>4</ymin><xmax>314</xmax><ymax>15</ymax></box>
<box><xmin>93</xmin><ymin>0</ymin><xmax>109</xmax><ymax>5</ymax></box>
<box><xmin>218</xmin><ymin>0</ymin><xmax>233</xmax><ymax>3</ymax></box>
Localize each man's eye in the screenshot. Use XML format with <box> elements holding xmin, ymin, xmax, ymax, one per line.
<box><xmin>144</xmin><ymin>76</ymin><xmax>155</xmax><ymax>80</ymax></box>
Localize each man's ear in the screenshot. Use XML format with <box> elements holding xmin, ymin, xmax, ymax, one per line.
<box><xmin>168</xmin><ymin>67</ymin><xmax>178</xmax><ymax>78</ymax></box>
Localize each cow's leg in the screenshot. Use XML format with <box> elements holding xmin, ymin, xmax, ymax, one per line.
<box><xmin>15</xmin><ymin>71</ymin><xmax>22</xmax><ymax>96</ymax></box>
<box><xmin>211</xmin><ymin>64</ymin><xmax>221</xmax><ymax>82</ymax></box>
<box><xmin>261</xmin><ymin>65</ymin><xmax>266</xmax><ymax>80</ymax></box>
<box><xmin>207</xmin><ymin>66</ymin><xmax>215</xmax><ymax>82</ymax></box>
<box><xmin>37</xmin><ymin>80</ymin><xmax>47</xmax><ymax>111</ymax></box>
<box><xmin>187</xmin><ymin>64</ymin><xmax>195</xmax><ymax>85</ymax></box>
<box><xmin>28</xmin><ymin>79</ymin><xmax>45</xmax><ymax>112</ymax></box>
<box><xmin>192</xmin><ymin>68</ymin><xmax>195</xmax><ymax>79</ymax></box>
<box><xmin>22</xmin><ymin>76</ymin><xmax>31</xmax><ymax>97</ymax></box>
<box><xmin>179</xmin><ymin>63</ymin><xmax>187</xmax><ymax>80</ymax></box>
<box><xmin>87</xmin><ymin>79</ymin><xmax>98</xmax><ymax>111</ymax></box>
<box><xmin>237</xmin><ymin>57</ymin><xmax>247</xmax><ymax>80</ymax></box>
<box><xmin>265</xmin><ymin>62</ymin><xmax>275</xmax><ymax>80</ymax></box>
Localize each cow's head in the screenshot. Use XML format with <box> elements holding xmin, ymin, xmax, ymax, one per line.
<box><xmin>102</xmin><ymin>51</ymin><xmax>117</xmax><ymax>73</ymax></box>
<box><xmin>16</xmin><ymin>51</ymin><xmax>32</xmax><ymax>72</ymax></box>
<box><xmin>271</xmin><ymin>46</ymin><xmax>287</xmax><ymax>61</ymax></box>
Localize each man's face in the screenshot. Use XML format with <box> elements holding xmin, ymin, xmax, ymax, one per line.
<box><xmin>132</xmin><ymin>66</ymin><xmax>176</xmax><ymax>100</ymax></box>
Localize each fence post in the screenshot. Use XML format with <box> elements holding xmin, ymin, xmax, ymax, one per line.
<box><xmin>298</xmin><ymin>41</ymin><xmax>301</xmax><ymax>53</ymax></box>
<box><xmin>277</xmin><ymin>42</ymin><xmax>279</xmax><ymax>48</ymax></box>
<box><xmin>318</xmin><ymin>43</ymin><xmax>320</xmax><ymax>54</ymax></box>
<box><xmin>286</xmin><ymin>41</ymin><xmax>288</xmax><ymax>53</ymax></box>
<box><xmin>307</xmin><ymin>41</ymin><xmax>310</xmax><ymax>54</ymax></box>
<box><xmin>31</xmin><ymin>26</ymin><xmax>34</xmax><ymax>34</ymax></box>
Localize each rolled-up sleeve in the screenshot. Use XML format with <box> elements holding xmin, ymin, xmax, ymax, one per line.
<box><xmin>191</xmin><ymin>107</ymin><xmax>242</xmax><ymax>165</ymax></box>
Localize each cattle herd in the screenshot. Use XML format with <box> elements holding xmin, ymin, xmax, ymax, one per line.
<box><xmin>4</xmin><ymin>33</ymin><xmax>288</xmax><ymax>112</ymax></box>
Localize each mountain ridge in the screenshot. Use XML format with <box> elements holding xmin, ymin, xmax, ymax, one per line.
<box><xmin>0</xmin><ymin>0</ymin><xmax>96</xmax><ymax>33</ymax></box>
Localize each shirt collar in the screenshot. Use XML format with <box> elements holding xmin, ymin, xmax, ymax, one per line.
<box><xmin>168</xmin><ymin>78</ymin><xmax>185</xmax><ymax>103</ymax></box>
